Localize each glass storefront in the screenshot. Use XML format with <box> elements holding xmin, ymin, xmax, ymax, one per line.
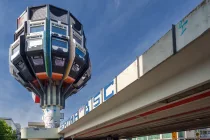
<box><xmin>162</xmin><ymin>133</ymin><xmax>172</xmax><ymax>139</ymax></box>
<box><xmin>137</xmin><ymin>136</ymin><xmax>147</xmax><ymax>140</ymax></box>
<box><xmin>178</xmin><ymin>131</ymin><xmax>185</xmax><ymax>138</ymax></box>
<box><xmin>148</xmin><ymin>135</ymin><xmax>160</xmax><ymax>140</ymax></box>
<box><xmin>126</xmin><ymin>128</ymin><xmax>210</xmax><ymax>140</ymax></box>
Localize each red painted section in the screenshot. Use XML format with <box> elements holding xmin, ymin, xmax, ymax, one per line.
<box><xmin>99</xmin><ymin>106</ymin><xmax>210</xmax><ymax>136</ymax></box>
<box><xmin>87</xmin><ymin>106</ymin><xmax>210</xmax><ymax>138</ymax></box>
<box><xmin>139</xmin><ymin>90</ymin><xmax>210</xmax><ymax>117</ymax></box>
<box><xmin>76</xmin><ymin>90</ymin><xmax>210</xmax><ymax>137</ymax></box>
<box><xmin>35</xmin><ymin>96</ymin><xmax>40</xmax><ymax>103</ymax></box>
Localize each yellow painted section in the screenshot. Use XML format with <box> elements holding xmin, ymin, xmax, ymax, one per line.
<box><xmin>172</xmin><ymin>132</ymin><xmax>177</xmax><ymax>140</ymax></box>
<box><xmin>63</xmin><ymin>25</ymin><xmax>75</xmax><ymax>80</ymax></box>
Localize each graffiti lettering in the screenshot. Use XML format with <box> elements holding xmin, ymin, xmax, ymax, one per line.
<box><xmin>179</xmin><ymin>19</ymin><xmax>188</xmax><ymax>36</ymax></box>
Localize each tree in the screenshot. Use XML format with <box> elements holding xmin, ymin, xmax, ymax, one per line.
<box><xmin>0</xmin><ymin>120</ymin><xmax>17</xmax><ymax>140</ymax></box>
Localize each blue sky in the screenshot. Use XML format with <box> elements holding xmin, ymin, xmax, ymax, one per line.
<box><xmin>0</xmin><ymin>0</ymin><xmax>202</xmax><ymax>127</ymax></box>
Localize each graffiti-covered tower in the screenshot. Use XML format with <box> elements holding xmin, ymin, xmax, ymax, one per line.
<box><xmin>9</xmin><ymin>5</ymin><xmax>91</xmax><ymax>128</ymax></box>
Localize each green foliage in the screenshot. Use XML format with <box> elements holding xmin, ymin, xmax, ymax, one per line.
<box><xmin>0</xmin><ymin>120</ymin><xmax>17</xmax><ymax>140</ymax></box>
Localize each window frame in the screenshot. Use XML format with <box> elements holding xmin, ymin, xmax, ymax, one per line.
<box><xmin>30</xmin><ymin>25</ymin><xmax>44</xmax><ymax>33</ymax></box>
<box><xmin>10</xmin><ymin>39</ymin><xmax>20</xmax><ymax>61</ymax></box>
<box><xmin>51</xmin><ymin>37</ymin><xmax>68</xmax><ymax>52</ymax></box>
<box><xmin>54</xmin><ymin>56</ymin><xmax>66</xmax><ymax>67</ymax></box>
<box><xmin>50</xmin><ymin>20</ymin><xmax>68</xmax><ymax>37</ymax></box>
<box><xmin>31</xmin><ymin>55</ymin><xmax>44</xmax><ymax>66</ymax></box>
<box><xmin>28</xmin><ymin>20</ymin><xmax>45</xmax><ymax>35</ymax></box>
<box><xmin>26</xmin><ymin>34</ymin><xmax>43</xmax><ymax>51</ymax></box>
<box><xmin>72</xmin><ymin>27</ymin><xmax>86</xmax><ymax>56</ymax></box>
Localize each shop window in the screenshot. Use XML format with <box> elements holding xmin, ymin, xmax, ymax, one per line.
<box><xmin>162</xmin><ymin>133</ymin><xmax>172</xmax><ymax>139</ymax></box>
<box><xmin>178</xmin><ymin>131</ymin><xmax>185</xmax><ymax>138</ymax></box>
<box><xmin>148</xmin><ymin>134</ymin><xmax>160</xmax><ymax>140</ymax></box>
<box><xmin>137</xmin><ymin>136</ymin><xmax>147</xmax><ymax>140</ymax></box>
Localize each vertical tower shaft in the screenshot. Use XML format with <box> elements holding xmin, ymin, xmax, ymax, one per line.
<box><xmin>42</xmin><ymin>106</ymin><xmax>60</xmax><ymax>128</ymax></box>
<box><xmin>42</xmin><ymin>85</ymin><xmax>61</xmax><ymax>128</ymax></box>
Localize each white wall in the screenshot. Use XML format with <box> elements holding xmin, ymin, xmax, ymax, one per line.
<box><xmin>117</xmin><ymin>60</ymin><xmax>138</xmax><ymax>92</ymax></box>
<box><xmin>175</xmin><ymin>0</ymin><xmax>210</xmax><ymax>51</ymax></box>
<box><xmin>21</xmin><ymin>128</ymin><xmax>61</xmax><ymax>139</ymax></box>
<box><xmin>142</xmin><ymin>30</ymin><xmax>173</xmax><ymax>74</ymax></box>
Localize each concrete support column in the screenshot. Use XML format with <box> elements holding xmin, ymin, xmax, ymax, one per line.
<box><xmin>160</xmin><ymin>134</ymin><xmax>163</xmax><ymax>140</ymax></box>
<box><xmin>41</xmin><ymin>85</ymin><xmax>61</xmax><ymax>128</ymax></box>
<box><xmin>42</xmin><ymin>105</ymin><xmax>61</xmax><ymax>128</ymax></box>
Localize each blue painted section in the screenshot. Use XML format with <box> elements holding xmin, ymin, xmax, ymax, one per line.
<box><xmin>52</xmin><ymin>38</ymin><xmax>68</xmax><ymax>49</ymax></box>
<box><xmin>30</xmin><ymin>26</ymin><xmax>44</xmax><ymax>33</ymax></box>
<box><xmin>93</xmin><ymin>92</ymin><xmax>101</xmax><ymax>108</ymax></box>
<box><xmin>179</xmin><ymin>19</ymin><xmax>188</xmax><ymax>36</ymax></box>
<box><xmin>70</xmin><ymin>115</ymin><xmax>74</xmax><ymax>124</ymax></box>
<box><xmin>52</xmin><ymin>26</ymin><xmax>66</xmax><ymax>36</ymax></box>
<box><xmin>45</xmin><ymin>18</ymin><xmax>52</xmax><ymax>77</ymax></box>
<box><xmin>43</xmin><ymin>30</ymin><xmax>50</xmax><ymax>76</ymax></box>
<box><xmin>74</xmin><ymin>112</ymin><xmax>79</xmax><ymax>121</ymax></box>
<box><xmin>85</xmin><ymin>102</ymin><xmax>90</xmax><ymax>114</ymax></box>
<box><xmin>103</xmin><ymin>80</ymin><xmax>114</xmax><ymax>101</ymax></box>
<box><xmin>44</xmin><ymin>5</ymin><xmax>52</xmax><ymax>77</ymax></box>
<box><xmin>76</xmin><ymin>47</ymin><xmax>85</xmax><ymax>59</ymax></box>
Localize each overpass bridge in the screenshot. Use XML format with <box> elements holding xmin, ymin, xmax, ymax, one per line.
<box><xmin>58</xmin><ymin>1</ymin><xmax>210</xmax><ymax>139</ymax></box>
<box><xmin>21</xmin><ymin>0</ymin><xmax>210</xmax><ymax>140</ymax></box>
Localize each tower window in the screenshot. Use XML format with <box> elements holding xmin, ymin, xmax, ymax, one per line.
<box><xmin>52</xmin><ymin>26</ymin><xmax>66</xmax><ymax>36</ymax></box>
<box><xmin>31</xmin><ymin>56</ymin><xmax>44</xmax><ymax>66</ymax></box>
<box><xmin>52</xmin><ymin>38</ymin><xmax>68</xmax><ymax>49</ymax></box>
<box><xmin>30</xmin><ymin>25</ymin><xmax>44</xmax><ymax>33</ymax></box>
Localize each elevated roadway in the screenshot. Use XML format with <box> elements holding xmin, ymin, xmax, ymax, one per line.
<box><xmin>59</xmin><ymin>1</ymin><xmax>210</xmax><ymax>139</ymax></box>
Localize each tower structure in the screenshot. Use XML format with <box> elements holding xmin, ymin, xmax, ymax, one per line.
<box><xmin>9</xmin><ymin>5</ymin><xmax>91</xmax><ymax>128</ymax></box>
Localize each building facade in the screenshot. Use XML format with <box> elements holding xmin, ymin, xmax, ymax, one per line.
<box><xmin>0</xmin><ymin>117</ymin><xmax>21</xmax><ymax>140</ymax></box>
<box><xmin>126</xmin><ymin>128</ymin><xmax>210</xmax><ymax>140</ymax></box>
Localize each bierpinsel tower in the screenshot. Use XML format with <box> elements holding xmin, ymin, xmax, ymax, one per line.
<box><xmin>9</xmin><ymin>5</ymin><xmax>91</xmax><ymax>128</ymax></box>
